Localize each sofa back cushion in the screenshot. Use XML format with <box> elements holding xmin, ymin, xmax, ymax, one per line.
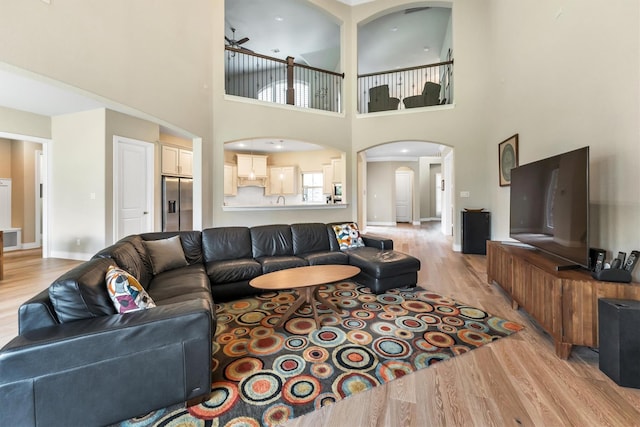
<box><xmin>251</xmin><ymin>224</ymin><xmax>294</xmax><ymax>258</ymax></box>
<box><xmin>140</xmin><ymin>231</ymin><xmax>203</xmax><ymax>265</ymax></box>
<box><xmin>291</xmin><ymin>223</ymin><xmax>330</xmax><ymax>255</ymax></box>
<box><xmin>93</xmin><ymin>235</ymin><xmax>153</xmax><ymax>289</ymax></box>
<box><xmin>48</xmin><ymin>258</ymin><xmax>117</xmax><ymax>323</ymax></box>
<box><xmin>202</xmin><ymin>227</ymin><xmax>253</xmax><ymax>262</ymax></box>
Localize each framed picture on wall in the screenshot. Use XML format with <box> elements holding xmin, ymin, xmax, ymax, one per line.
<box><xmin>498</xmin><ymin>134</ymin><xmax>519</xmax><ymax>186</ymax></box>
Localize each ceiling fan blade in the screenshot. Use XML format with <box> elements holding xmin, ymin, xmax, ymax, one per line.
<box><xmin>237</xmin><ymin>37</ymin><xmax>250</xmax><ymax>45</ymax></box>
<box><xmin>225</xmin><ymin>36</ymin><xmax>232</xmax><ymax>43</ymax></box>
<box><xmin>239</xmin><ymin>46</ymin><xmax>254</xmax><ymax>53</ymax></box>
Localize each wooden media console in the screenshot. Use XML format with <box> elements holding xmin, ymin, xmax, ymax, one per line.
<box><xmin>486</xmin><ymin>241</ymin><xmax>640</xmax><ymax>359</ymax></box>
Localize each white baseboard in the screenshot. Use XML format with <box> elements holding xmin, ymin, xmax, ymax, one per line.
<box><xmin>412</xmin><ymin>221</ymin><xmax>421</xmax><ymax>226</ymax></box>
<box><xmin>453</xmin><ymin>243</ymin><xmax>462</xmax><ymax>252</ymax></box>
<box><xmin>50</xmin><ymin>250</ymin><xmax>92</xmax><ymax>261</ymax></box>
<box><xmin>420</xmin><ymin>217</ymin><xmax>441</xmax><ymax>222</ymax></box>
<box><xmin>21</xmin><ymin>242</ymin><xmax>41</xmax><ymax>250</ymax></box>
<box><xmin>367</xmin><ymin>221</ymin><xmax>396</xmax><ymax>226</ymax></box>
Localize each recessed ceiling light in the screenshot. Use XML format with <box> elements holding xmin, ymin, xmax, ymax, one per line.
<box><xmin>391</xmin><ymin>27</ymin><xmax>398</xmax><ymax>32</ymax></box>
<box><xmin>275</xmin><ymin>16</ymin><xmax>284</xmax><ymax>22</ymax></box>
<box><xmin>423</xmin><ymin>47</ymin><xmax>430</xmax><ymax>52</ymax></box>
<box><xmin>401</xmin><ymin>149</ymin><xmax>409</xmax><ymax>153</ymax></box>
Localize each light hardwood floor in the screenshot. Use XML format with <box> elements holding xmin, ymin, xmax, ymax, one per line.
<box><xmin>2</xmin><ymin>223</ymin><xmax>640</xmax><ymax>426</ymax></box>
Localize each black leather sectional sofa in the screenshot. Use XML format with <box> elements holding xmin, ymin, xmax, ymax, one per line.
<box><xmin>0</xmin><ymin>222</ymin><xmax>420</xmax><ymax>427</ymax></box>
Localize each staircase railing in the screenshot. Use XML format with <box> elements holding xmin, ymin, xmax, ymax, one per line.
<box><xmin>357</xmin><ymin>58</ymin><xmax>454</xmax><ymax>113</ymax></box>
<box><xmin>225</xmin><ymin>46</ymin><xmax>344</xmax><ymax>113</ymax></box>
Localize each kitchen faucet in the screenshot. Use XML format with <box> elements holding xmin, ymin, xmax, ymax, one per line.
<box><xmin>276</xmin><ymin>195</ymin><xmax>285</xmax><ymax>205</ymax></box>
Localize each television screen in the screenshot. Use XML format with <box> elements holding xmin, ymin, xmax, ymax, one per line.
<box><xmin>510</xmin><ymin>146</ymin><xmax>589</xmax><ymax>268</ymax></box>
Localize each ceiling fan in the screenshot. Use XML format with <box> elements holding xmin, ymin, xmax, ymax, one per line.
<box><xmin>225</xmin><ymin>27</ymin><xmax>253</xmax><ymax>52</ymax></box>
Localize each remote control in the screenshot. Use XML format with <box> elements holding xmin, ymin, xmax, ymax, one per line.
<box><xmin>617</xmin><ymin>251</ymin><xmax>627</xmax><ymax>266</ymax></box>
<box><xmin>611</xmin><ymin>258</ymin><xmax>622</xmax><ymax>269</ymax></box>
<box><xmin>624</xmin><ymin>250</ymin><xmax>639</xmax><ymax>272</ymax></box>
<box><xmin>594</xmin><ymin>252</ymin><xmax>605</xmax><ymax>273</ymax></box>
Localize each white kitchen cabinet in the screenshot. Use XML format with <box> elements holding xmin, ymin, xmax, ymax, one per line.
<box><xmin>322</xmin><ymin>164</ymin><xmax>333</xmax><ymax>194</ymax></box>
<box><xmin>236</xmin><ymin>154</ymin><xmax>268</xmax><ymax>178</ymax></box>
<box><xmin>331</xmin><ymin>158</ymin><xmax>343</xmax><ymax>183</ymax></box>
<box><xmin>268</xmin><ymin>166</ymin><xmax>298</xmax><ymax>195</ymax></box>
<box><xmin>162</xmin><ymin>146</ymin><xmax>193</xmax><ymax>177</ymax></box>
<box><xmin>223</xmin><ymin>164</ymin><xmax>237</xmax><ymax>196</ymax></box>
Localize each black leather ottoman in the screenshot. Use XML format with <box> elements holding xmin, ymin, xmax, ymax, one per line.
<box><xmin>345</xmin><ymin>247</ymin><xmax>421</xmax><ymax>293</ymax></box>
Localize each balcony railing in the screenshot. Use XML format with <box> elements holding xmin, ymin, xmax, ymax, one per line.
<box><xmin>225</xmin><ymin>46</ymin><xmax>344</xmax><ymax>113</ymax></box>
<box><xmin>357</xmin><ymin>58</ymin><xmax>454</xmax><ymax>113</ymax></box>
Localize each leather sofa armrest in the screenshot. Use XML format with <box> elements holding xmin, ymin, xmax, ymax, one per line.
<box><xmin>1</xmin><ymin>300</ymin><xmax>213</xmax><ymax>426</ymax></box>
<box><xmin>362</xmin><ymin>234</ymin><xmax>394</xmax><ymax>250</ymax></box>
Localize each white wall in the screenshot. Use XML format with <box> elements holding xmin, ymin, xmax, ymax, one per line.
<box><xmin>486</xmin><ymin>0</ymin><xmax>640</xmax><ymax>279</ymax></box>
<box><xmin>51</xmin><ymin>110</ymin><xmax>106</xmax><ymax>259</ymax></box>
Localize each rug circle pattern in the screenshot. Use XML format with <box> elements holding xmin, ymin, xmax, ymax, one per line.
<box><xmin>121</xmin><ymin>282</ymin><xmax>523</xmax><ymax>427</ymax></box>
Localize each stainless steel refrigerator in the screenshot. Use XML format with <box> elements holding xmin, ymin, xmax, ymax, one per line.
<box><xmin>162</xmin><ymin>177</ymin><xmax>193</xmax><ymax>231</ymax></box>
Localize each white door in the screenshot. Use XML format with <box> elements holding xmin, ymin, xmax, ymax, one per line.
<box><xmin>114</xmin><ymin>136</ymin><xmax>153</xmax><ymax>241</ymax></box>
<box><xmin>395</xmin><ymin>170</ymin><xmax>413</xmax><ymax>223</ymax></box>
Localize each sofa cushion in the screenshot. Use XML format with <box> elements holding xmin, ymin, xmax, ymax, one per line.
<box><xmin>300</xmin><ymin>251</ymin><xmax>349</xmax><ymax>266</ymax></box>
<box><xmin>202</xmin><ymin>227</ymin><xmax>253</xmax><ymax>262</ymax></box>
<box><xmin>144</xmin><ymin>235</ymin><xmax>189</xmax><ymax>275</ymax></box>
<box><xmin>147</xmin><ymin>264</ymin><xmax>210</xmax><ymax>301</ymax></box>
<box><xmin>251</xmin><ymin>225</ymin><xmax>294</xmax><ymax>258</ymax></box>
<box><xmin>291</xmin><ymin>223</ymin><xmax>331</xmax><ymax>255</ymax></box>
<box><xmin>49</xmin><ymin>258</ymin><xmax>118</xmax><ymax>323</ymax></box>
<box><xmin>105</xmin><ymin>266</ymin><xmax>156</xmax><ymax>314</ymax></box>
<box><xmin>331</xmin><ymin>222</ymin><xmax>365</xmax><ymax>250</ymax></box>
<box><xmin>257</xmin><ymin>256</ymin><xmax>307</xmax><ymax>274</ymax></box>
<box><xmin>141</xmin><ymin>231</ymin><xmax>204</xmax><ymax>265</ymax></box>
<box><xmin>93</xmin><ymin>236</ymin><xmax>153</xmax><ymax>289</ymax></box>
<box><xmin>346</xmin><ymin>247</ymin><xmax>421</xmax><ymax>279</ymax></box>
<box><xmin>207</xmin><ymin>259</ymin><xmax>262</xmax><ymax>284</ymax></box>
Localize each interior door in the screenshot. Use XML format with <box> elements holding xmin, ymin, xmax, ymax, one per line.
<box><xmin>395</xmin><ymin>170</ymin><xmax>412</xmax><ymax>223</ymax></box>
<box><xmin>114</xmin><ymin>136</ymin><xmax>153</xmax><ymax>241</ymax></box>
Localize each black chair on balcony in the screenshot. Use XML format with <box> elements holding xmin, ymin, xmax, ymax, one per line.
<box><xmin>403</xmin><ymin>82</ymin><xmax>442</xmax><ymax>109</ymax></box>
<box><xmin>368</xmin><ymin>85</ymin><xmax>400</xmax><ymax>113</ymax></box>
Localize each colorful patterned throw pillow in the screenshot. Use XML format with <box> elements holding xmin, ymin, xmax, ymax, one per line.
<box><xmin>332</xmin><ymin>222</ymin><xmax>365</xmax><ymax>250</ymax></box>
<box><xmin>105</xmin><ymin>266</ymin><xmax>156</xmax><ymax>314</ymax></box>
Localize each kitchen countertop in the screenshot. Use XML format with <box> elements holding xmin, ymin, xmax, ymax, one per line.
<box><xmin>222</xmin><ymin>203</ymin><xmax>348</xmax><ymax>211</ymax></box>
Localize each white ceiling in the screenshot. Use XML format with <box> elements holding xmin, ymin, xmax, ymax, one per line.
<box><xmin>0</xmin><ymin>67</ymin><xmax>107</xmax><ymax>117</ymax></box>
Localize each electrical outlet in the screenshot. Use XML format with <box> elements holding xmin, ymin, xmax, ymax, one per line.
<box><xmin>76</xmin><ymin>238</ymin><xmax>81</xmax><ymax>246</ymax></box>
<box><xmin>460</xmin><ymin>191</ymin><xmax>470</xmax><ymax>198</ymax></box>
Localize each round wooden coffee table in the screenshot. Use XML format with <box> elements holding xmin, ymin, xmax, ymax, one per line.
<box><xmin>249</xmin><ymin>265</ymin><xmax>360</xmax><ymax>329</ymax></box>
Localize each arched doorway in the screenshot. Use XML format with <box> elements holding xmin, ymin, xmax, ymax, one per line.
<box><xmin>358</xmin><ymin>141</ymin><xmax>452</xmax><ymax>231</ymax></box>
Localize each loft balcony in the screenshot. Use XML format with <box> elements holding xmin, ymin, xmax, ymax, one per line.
<box><xmin>357</xmin><ymin>55</ymin><xmax>454</xmax><ymax>114</ymax></box>
<box><xmin>224</xmin><ymin>46</ymin><xmax>454</xmax><ymax>115</ymax></box>
<box><xmin>224</xmin><ymin>47</ymin><xmax>344</xmax><ymax>113</ymax></box>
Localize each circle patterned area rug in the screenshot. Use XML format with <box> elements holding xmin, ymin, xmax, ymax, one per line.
<box><xmin>120</xmin><ymin>282</ymin><xmax>523</xmax><ymax>427</ymax></box>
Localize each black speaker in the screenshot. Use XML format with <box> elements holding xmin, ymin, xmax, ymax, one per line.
<box><xmin>461</xmin><ymin>211</ymin><xmax>491</xmax><ymax>255</ymax></box>
<box><xmin>598</xmin><ymin>298</ymin><xmax>640</xmax><ymax>388</ymax></box>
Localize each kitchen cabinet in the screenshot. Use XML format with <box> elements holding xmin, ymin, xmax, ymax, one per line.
<box><xmin>268</xmin><ymin>166</ymin><xmax>298</xmax><ymax>195</ymax></box>
<box><xmin>236</xmin><ymin>154</ymin><xmax>268</xmax><ymax>178</ymax></box>
<box><xmin>224</xmin><ymin>164</ymin><xmax>237</xmax><ymax>196</ymax></box>
<box><xmin>331</xmin><ymin>158</ymin><xmax>343</xmax><ymax>183</ymax></box>
<box><xmin>162</xmin><ymin>146</ymin><xmax>193</xmax><ymax>177</ymax></box>
<box><xmin>322</xmin><ymin>164</ymin><xmax>333</xmax><ymax>194</ymax></box>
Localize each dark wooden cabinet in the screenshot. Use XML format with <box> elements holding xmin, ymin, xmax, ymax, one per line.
<box><xmin>487</xmin><ymin>241</ymin><xmax>640</xmax><ymax>359</ymax></box>
<box><xmin>461</xmin><ymin>211</ymin><xmax>490</xmax><ymax>254</ymax></box>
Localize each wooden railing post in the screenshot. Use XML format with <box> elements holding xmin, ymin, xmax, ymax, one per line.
<box><xmin>286</xmin><ymin>56</ymin><xmax>295</xmax><ymax>105</ymax></box>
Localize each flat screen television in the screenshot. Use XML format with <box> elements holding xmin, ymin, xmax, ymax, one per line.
<box><xmin>509</xmin><ymin>146</ymin><xmax>590</xmax><ymax>269</ymax></box>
